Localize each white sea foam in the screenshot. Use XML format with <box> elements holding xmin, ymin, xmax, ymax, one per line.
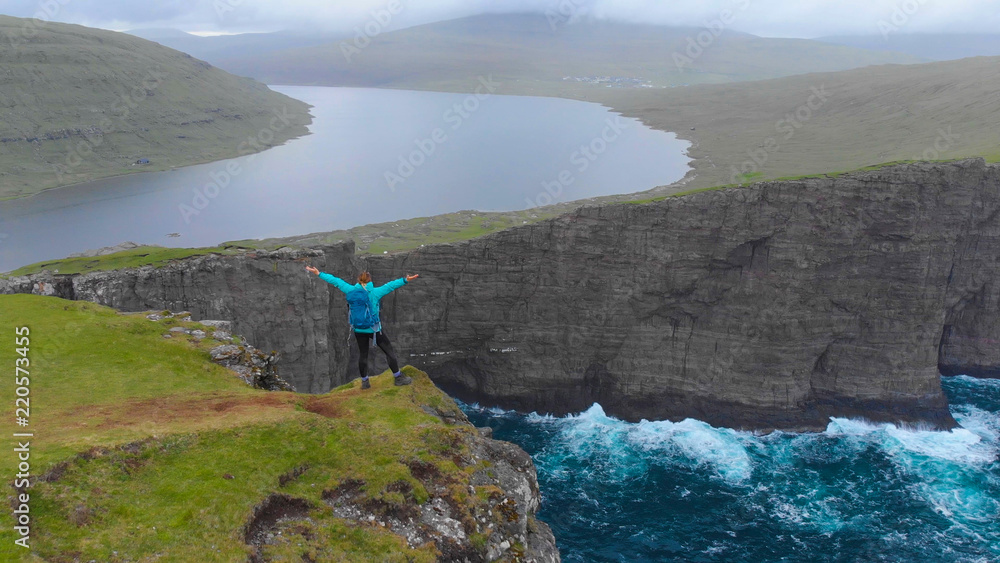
<box><xmin>825</xmin><ymin>415</ymin><xmax>999</xmax><ymax>537</ymax></box>
<box><xmin>953</xmin><ymin>405</ymin><xmax>1000</xmax><ymax>446</ymax></box>
<box><xmin>947</xmin><ymin>374</ymin><xmax>1000</xmax><ymax>389</ymax></box>
<box><xmin>630</xmin><ymin>417</ymin><xmax>754</xmax><ymax>483</ymax></box>
<box><xmin>531</xmin><ymin>404</ymin><xmax>755</xmax><ymax>484</ymax></box>
<box><xmin>458</xmin><ymin>401</ymin><xmax>517</xmax><ymax>417</ymax></box>
<box><xmin>825</xmin><ymin>417</ymin><xmax>995</xmax><ymax>465</ymax></box>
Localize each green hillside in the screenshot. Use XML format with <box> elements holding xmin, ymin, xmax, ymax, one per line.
<box><xmin>818</xmin><ymin>33</ymin><xmax>1000</xmax><ymax>61</ymax></box>
<box><xmin>0</xmin><ymin>294</ymin><xmax>521</xmax><ymax>561</ymax></box>
<box><xmin>0</xmin><ymin>16</ymin><xmax>313</xmax><ymax>200</ymax></box>
<box><xmin>597</xmin><ymin>56</ymin><xmax>1000</xmax><ymax>189</ymax></box>
<box><xmin>229</xmin><ymin>13</ymin><xmax>923</xmax><ymax>92</ymax></box>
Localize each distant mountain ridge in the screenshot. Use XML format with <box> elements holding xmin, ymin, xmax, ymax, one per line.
<box><xmin>126</xmin><ymin>28</ymin><xmax>198</xmax><ymax>40</ymax></box>
<box><xmin>124</xmin><ymin>27</ymin><xmax>343</xmax><ymax>69</ymax></box>
<box><xmin>128</xmin><ymin>13</ymin><xmax>924</xmax><ymax>90</ymax></box>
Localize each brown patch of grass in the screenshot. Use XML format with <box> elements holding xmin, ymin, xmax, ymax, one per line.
<box><xmin>243</xmin><ymin>493</ymin><xmax>314</xmax><ymax>552</ymax></box>
<box><xmin>38</xmin><ymin>391</ymin><xmax>302</xmax><ymax>459</ymax></box>
<box><xmin>39</xmin><ymin>460</ymin><xmax>70</xmax><ymax>483</ymax></box>
<box><xmin>278</xmin><ymin>464</ymin><xmax>310</xmax><ymax>488</ymax></box>
<box><xmin>72</xmin><ymin>392</ymin><xmax>296</xmax><ymax>431</ymax></box>
<box><xmin>322</xmin><ymin>478</ymin><xmax>366</xmax><ymax>503</ymax></box>
<box><xmin>67</xmin><ymin>504</ymin><xmax>92</xmax><ymax>527</ymax></box>
<box><xmin>303</xmin><ymin>396</ymin><xmax>347</xmax><ymax>419</ymax></box>
<box><xmin>404</xmin><ymin>458</ymin><xmax>442</xmax><ymax>485</ymax></box>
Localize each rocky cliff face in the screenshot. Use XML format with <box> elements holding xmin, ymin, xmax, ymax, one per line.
<box><xmin>5</xmin><ymin>159</ymin><xmax>1000</xmax><ymax>430</ymax></box>
<box><xmin>0</xmin><ymin>243</ymin><xmax>356</xmax><ymax>393</ymax></box>
<box><xmin>365</xmin><ymin>159</ymin><xmax>1000</xmax><ymax>430</ymax></box>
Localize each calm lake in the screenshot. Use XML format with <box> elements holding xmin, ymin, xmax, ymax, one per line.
<box><xmin>0</xmin><ymin>86</ymin><xmax>690</xmax><ymax>273</ymax></box>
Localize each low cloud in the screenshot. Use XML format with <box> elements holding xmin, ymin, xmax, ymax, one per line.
<box><xmin>2</xmin><ymin>0</ymin><xmax>998</xmax><ymax>37</ymax></box>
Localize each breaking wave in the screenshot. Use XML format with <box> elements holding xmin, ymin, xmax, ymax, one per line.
<box><xmin>460</xmin><ymin>375</ymin><xmax>1000</xmax><ymax>562</ymax></box>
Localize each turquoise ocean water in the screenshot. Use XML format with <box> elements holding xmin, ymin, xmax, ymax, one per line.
<box><xmin>461</xmin><ymin>376</ymin><xmax>1000</xmax><ymax>562</ymax></box>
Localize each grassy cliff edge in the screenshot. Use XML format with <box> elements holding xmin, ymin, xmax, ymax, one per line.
<box><xmin>0</xmin><ymin>294</ymin><xmax>555</xmax><ymax>562</ymax></box>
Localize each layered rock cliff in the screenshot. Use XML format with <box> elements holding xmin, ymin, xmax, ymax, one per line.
<box><xmin>5</xmin><ymin>159</ymin><xmax>1000</xmax><ymax>430</ymax></box>
<box><xmin>0</xmin><ymin>243</ymin><xmax>356</xmax><ymax>393</ymax></box>
<box><xmin>366</xmin><ymin>159</ymin><xmax>1000</xmax><ymax>430</ymax></box>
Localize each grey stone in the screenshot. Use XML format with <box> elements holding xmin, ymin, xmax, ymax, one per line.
<box><xmin>208</xmin><ymin>343</ymin><xmax>293</xmax><ymax>391</ymax></box>
<box><xmin>210</xmin><ymin>344</ymin><xmax>241</xmax><ymax>361</ymax></box>
<box><xmin>199</xmin><ymin>320</ymin><xmax>233</xmax><ymax>332</ymax></box>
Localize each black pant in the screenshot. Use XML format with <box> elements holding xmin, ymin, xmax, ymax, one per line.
<box><xmin>355</xmin><ymin>331</ymin><xmax>399</xmax><ymax>378</ymax></box>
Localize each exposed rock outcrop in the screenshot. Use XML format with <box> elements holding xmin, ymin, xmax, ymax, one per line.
<box><xmin>318</xmin><ymin>407</ymin><xmax>560</xmax><ymax>563</ymax></box>
<box><xmin>209</xmin><ymin>343</ymin><xmax>293</xmax><ymax>391</ymax></box>
<box><xmin>5</xmin><ymin>160</ymin><xmax>1000</xmax><ymax>431</ymax></box>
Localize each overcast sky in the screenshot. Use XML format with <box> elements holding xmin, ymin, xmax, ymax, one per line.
<box><xmin>2</xmin><ymin>0</ymin><xmax>998</xmax><ymax>38</ymax></box>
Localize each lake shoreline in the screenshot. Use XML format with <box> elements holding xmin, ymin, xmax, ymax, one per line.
<box><xmin>0</xmin><ymin>86</ymin><xmax>692</xmax><ymax>273</ymax></box>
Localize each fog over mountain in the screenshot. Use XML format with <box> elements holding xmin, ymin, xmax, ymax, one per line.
<box><xmin>3</xmin><ymin>0</ymin><xmax>999</xmax><ymax>38</ymax></box>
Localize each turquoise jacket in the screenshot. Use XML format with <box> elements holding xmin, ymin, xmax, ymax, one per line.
<box><xmin>318</xmin><ymin>273</ymin><xmax>408</xmax><ymax>334</ymax></box>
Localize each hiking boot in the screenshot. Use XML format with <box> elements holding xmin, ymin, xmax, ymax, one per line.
<box><xmin>393</xmin><ymin>374</ymin><xmax>413</xmax><ymax>386</ymax></box>
<box><xmin>361</xmin><ymin>378</ymin><xmax>371</xmax><ymax>390</ymax></box>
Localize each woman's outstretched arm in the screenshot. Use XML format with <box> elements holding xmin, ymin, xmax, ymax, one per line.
<box><xmin>306</xmin><ymin>265</ymin><xmax>356</xmax><ymax>295</ymax></box>
<box><xmin>371</xmin><ymin>274</ymin><xmax>419</xmax><ymax>301</ymax></box>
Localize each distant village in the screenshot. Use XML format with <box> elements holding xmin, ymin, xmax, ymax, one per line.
<box><xmin>561</xmin><ymin>76</ymin><xmax>663</xmax><ymax>88</ymax></box>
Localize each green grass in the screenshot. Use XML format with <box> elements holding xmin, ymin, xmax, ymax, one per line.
<box><xmin>624</xmin><ymin>184</ymin><xmax>738</xmax><ymax>205</ymax></box>
<box><xmin>768</xmin><ymin>158</ymin><xmax>969</xmax><ymax>182</ymax></box>
<box><xmin>622</xmin><ymin>157</ymin><xmax>988</xmax><ymax>207</ymax></box>
<box><xmin>735</xmin><ymin>171</ymin><xmax>764</xmax><ymax>183</ymax></box>
<box><xmin>226</xmin><ymin>209</ymin><xmax>558</xmax><ymax>256</ymax></box>
<box><xmin>5</xmin><ymin>246</ymin><xmax>250</xmax><ymax>276</ymax></box>
<box><xmin>0</xmin><ymin>294</ymin><xmax>499</xmax><ymax>562</ymax></box>
<box><xmin>366</xmin><ymin>215</ymin><xmax>506</xmax><ymax>254</ymax></box>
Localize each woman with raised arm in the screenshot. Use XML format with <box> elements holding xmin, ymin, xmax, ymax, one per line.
<box><xmin>305</xmin><ymin>266</ymin><xmax>419</xmax><ymax>389</ymax></box>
